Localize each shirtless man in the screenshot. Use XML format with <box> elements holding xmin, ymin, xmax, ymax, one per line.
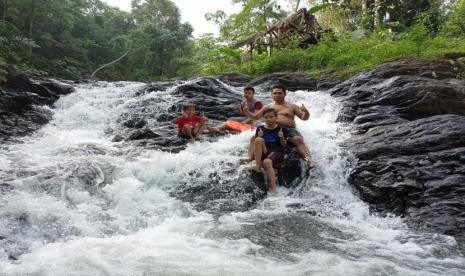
<box><xmin>243</xmin><ymin>85</ymin><xmax>316</xmax><ymax>168</ymax></box>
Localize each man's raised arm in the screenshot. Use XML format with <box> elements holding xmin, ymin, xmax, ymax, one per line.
<box><xmin>295</xmin><ymin>104</ymin><xmax>310</xmax><ymax>121</ymax></box>
<box><xmin>243</xmin><ymin>104</ymin><xmax>268</xmax><ymax>120</ymax></box>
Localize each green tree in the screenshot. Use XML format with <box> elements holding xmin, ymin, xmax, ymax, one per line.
<box><xmin>206</xmin><ymin>0</ymin><xmax>286</xmax><ymax>44</ymax></box>
<box><xmin>128</xmin><ymin>0</ymin><xmax>193</xmax><ymax>79</ymax></box>
<box><xmin>0</xmin><ymin>0</ymin><xmax>195</xmax><ymax>80</ymax></box>
<box><xmin>311</xmin><ymin>0</ymin><xmax>442</xmax><ymax>32</ymax></box>
<box><xmin>442</xmin><ymin>0</ymin><xmax>465</xmax><ymax>37</ymax></box>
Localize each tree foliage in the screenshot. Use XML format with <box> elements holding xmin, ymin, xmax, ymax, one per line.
<box><xmin>206</xmin><ymin>0</ymin><xmax>286</xmax><ymax>44</ymax></box>
<box><xmin>1</xmin><ymin>0</ymin><xmax>464</xmax><ymax>81</ymax></box>
<box><xmin>442</xmin><ymin>0</ymin><xmax>465</xmax><ymax>37</ymax></box>
<box><xmin>0</xmin><ymin>0</ymin><xmax>193</xmax><ymax>80</ymax></box>
<box><xmin>310</xmin><ymin>0</ymin><xmax>443</xmax><ymax>33</ymax></box>
<box><xmin>194</xmin><ymin>0</ymin><xmax>465</xmax><ymax>79</ymax></box>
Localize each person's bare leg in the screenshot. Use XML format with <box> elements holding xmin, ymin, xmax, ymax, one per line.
<box><xmin>288</xmin><ymin>136</ymin><xmax>316</xmax><ymax>168</ymax></box>
<box><xmin>248</xmin><ymin>135</ymin><xmax>256</xmax><ymax>160</ymax></box>
<box><xmin>247</xmin><ymin>137</ymin><xmax>265</xmax><ymax>172</ymax></box>
<box><xmin>193</xmin><ymin>121</ymin><xmax>207</xmax><ymax>140</ymax></box>
<box><xmin>207</xmin><ymin>122</ymin><xmax>226</xmax><ymax>133</ymax></box>
<box><xmin>241</xmin><ymin>135</ymin><xmax>255</xmax><ymax>163</ymax></box>
<box><xmin>263</xmin><ymin>159</ymin><xmax>278</xmax><ymax>195</ymax></box>
<box><xmin>206</xmin><ymin>126</ymin><xmax>219</xmax><ymax>132</ymax></box>
<box><xmin>240</xmin><ymin>135</ymin><xmax>256</xmax><ymax>164</ymax></box>
<box><xmin>182</xmin><ymin>125</ymin><xmax>195</xmax><ymax>142</ymax></box>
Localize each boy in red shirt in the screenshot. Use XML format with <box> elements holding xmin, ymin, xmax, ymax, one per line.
<box><xmin>171</xmin><ymin>104</ymin><xmax>207</xmax><ymax>142</ymax></box>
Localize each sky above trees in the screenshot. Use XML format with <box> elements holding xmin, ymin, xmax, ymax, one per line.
<box><xmin>101</xmin><ymin>0</ymin><xmax>295</xmax><ymax>37</ymax></box>
<box><xmin>102</xmin><ymin>0</ymin><xmax>241</xmax><ymax>37</ymax></box>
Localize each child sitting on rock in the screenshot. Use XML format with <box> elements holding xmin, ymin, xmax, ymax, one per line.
<box><xmin>246</xmin><ymin>108</ymin><xmax>288</xmax><ymax>196</ymax></box>
<box><xmin>208</xmin><ymin>86</ymin><xmax>263</xmax><ymax>133</ymax></box>
<box><xmin>171</xmin><ymin>104</ymin><xmax>207</xmax><ymax>142</ymax></box>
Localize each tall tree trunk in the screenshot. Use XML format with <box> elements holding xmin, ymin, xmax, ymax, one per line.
<box><xmin>362</xmin><ymin>0</ymin><xmax>368</xmax><ymax>14</ymax></box>
<box><xmin>263</xmin><ymin>1</ymin><xmax>267</xmax><ymax>29</ymax></box>
<box><xmin>28</xmin><ymin>0</ymin><xmax>35</xmax><ymax>38</ymax></box>
<box><xmin>0</xmin><ymin>0</ymin><xmax>7</xmax><ymax>21</ymax></box>
<box><xmin>25</xmin><ymin>0</ymin><xmax>35</xmax><ymax>56</ymax></box>
<box><xmin>295</xmin><ymin>0</ymin><xmax>301</xmax><ymax>12</ymax></box>
<box><xmin>373</xmin><ymin>0</ymin><xmax>381</xmax><ymax>28</ymax></box>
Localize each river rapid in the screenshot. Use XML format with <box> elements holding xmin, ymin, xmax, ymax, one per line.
<box><xmin>0</xmin><ymin>81</ymin><xmax>464</xmax><ymax>275</ymax></box>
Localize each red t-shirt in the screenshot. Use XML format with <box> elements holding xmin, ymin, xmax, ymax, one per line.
<box><xmin>241</xmin><ymin>100</ymin><xmax>263</xmax><ymax>113</ymax></box>
<box><xmin>176</xmin><ymin>115</ymin><xmax>204</xmax><ymax>133</ymax></box>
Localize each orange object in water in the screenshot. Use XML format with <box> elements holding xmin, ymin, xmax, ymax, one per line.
<box><xmin>225</xmin><ymin>120</ymin><xmax>252</xmax><ymax>132</ymax></box>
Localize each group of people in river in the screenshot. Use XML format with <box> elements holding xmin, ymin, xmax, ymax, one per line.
<box><xmin>170</xmin><ymin>85</ymin><xmax>315</xmax><ymax>196</ymax></box>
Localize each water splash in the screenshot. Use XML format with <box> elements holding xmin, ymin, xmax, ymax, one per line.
<box><xmin>0</xmin><ymin>82</ymin><xmax>464</xmax><ymax>275</ymax></box>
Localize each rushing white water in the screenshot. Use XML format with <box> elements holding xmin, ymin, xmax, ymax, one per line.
<box><xmin>0</xmin><ymin>81</ymin><xmax>464</xmax><ymax>275</ymax></box>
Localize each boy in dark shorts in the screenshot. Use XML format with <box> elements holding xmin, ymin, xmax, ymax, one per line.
<box><xmin>246</xmin><ymin>108</ymin><xmax>288</xmax><ymax>196</ymax></box>
<box><xmin>171</xmin><ymin>104</ymin><xmax>207</xmax><ymax>142</ymax></box>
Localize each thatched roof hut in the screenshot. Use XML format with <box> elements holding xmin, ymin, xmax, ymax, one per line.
<box><xmin>233</xmin><ymin>8</ymin><xmax>323</xmax><ymax>56</ymax></box>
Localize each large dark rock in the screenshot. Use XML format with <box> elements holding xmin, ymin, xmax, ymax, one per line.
<box><xmin>123</xmin><ymin>118</ymin><xmax>147</xmax><ymax>129</ymax></box>
<box><xmin>134</xmin><ymin>81</ymin><xmax>178</xmax><ymax>96</ymax></box>
<box><xmin>331</xmin><ymin>60</ymin><xmax>465</xmax><ymax>242</ymax></box>
<box><xmin>111</xmin><ymin>77</ymin><xmax>244</xmax><ymax>150</ymax></box>
<box><xmin>215</xmin><ymin>72</ymin><xmax>252</xmax><ymax>87</ymax></box>
<box><xmin>0</xmin><ymin>64</ymin><xmax>74</xmax><ymax>141</ymax></box>
<box><xmin>126</xmin><ymin>128</ymin><xmax>160</xmax><ymax>140</ymax></box>
<box><xmin>170</xmin><ymin>149</ymin><xmax>303</xmax><ymax>214</ymax></box>
<box><xmin>248</xmin><ymin>72</ymin><xmax>319</xmax><ymax>91</ymax></box>
<box><xmin>171</xmin><ymin>77</ymin><xmax>243</xmax><ymax>120</ymax></box>
<box><xmin>213</xmin><ymin>72</ymin><xmax>340</xmax><ymax>93</ymax></box>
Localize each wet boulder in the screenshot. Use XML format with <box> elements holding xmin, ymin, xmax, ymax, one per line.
<box><xmin>126</xmin><ymin>128</ymin><xmax>161</xmax><ymax>141</ymax></box>
<box><xmin>332</xmin><ymin>59</ymin><xmax>465</xmax><ymax>242</ymax></box>
<box><xmin>248</xmin><ymin>72</ymin><xmax>319</xmax><ymax>92</ymax></box>
<box><xmin>171</xmin><ymin>77</ymin><xmax>242</xmax><ymax>120</ymax></box>
<box><xmin>134</xmin><ymin>81</ymin><xmax>177</xmax><ymax>96</ymax></box>
<box><xmin>277</xmin><ymin>150</ymin><xmax>304</xmax><ymax>188</ymax></box>
<box><xmin>0</xmin><ymin>183</ymin><xmax>13</xmax><ymax>194</ymax></box>
<box><xmin>170</xmin><ymin>150</ymin><xmax>303</xmax><ymax>215</ymax></box>
<box><xmin>0</xmin><ymin>64</ymin><xmax>74</xmax><ymax>142</ymax></box>
<box><xmin>215</xmin><ymin>72</ymin><xmax>252</xmax><ymax>87</ymax></box>
<box><xmin>111</xmin><ymin>77</ymin><xmax>243</xmax><ymax>150</ymax></box>
<box><xmin>123</xmin><ymin>118</ymin><xmax>147</xmax><ymax>129</ymax></box>
<box><xmin>171</xmin><ymin>167</ymin><xmax>268</xmax><ymax>215</ymax></box>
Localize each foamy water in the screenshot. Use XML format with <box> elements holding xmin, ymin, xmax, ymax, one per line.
<box><xmin>0</xmin><ymin>81</ymin><xmax>464</xmax><ymax>275</ymax></box>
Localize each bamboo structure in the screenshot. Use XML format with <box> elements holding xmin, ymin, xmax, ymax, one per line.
<box><xmin>233</xmin><ymin>8</ymin><xmax>323</xmax><ymax>57</ymax></box>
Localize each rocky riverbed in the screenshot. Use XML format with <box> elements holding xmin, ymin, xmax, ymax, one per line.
<box><xmin>2</xmin><ymin>57</ymin><xmax>465</xmax><ymax>244</ymax></box>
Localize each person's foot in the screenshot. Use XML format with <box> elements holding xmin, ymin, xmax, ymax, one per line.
<box><xmin>239</xmin><ymin>157</ymin><xmax>252</xmax><ymax>164</ymax></box>
<box><xmin>188</xmin><ymin>138</ymin><xmax>195</xmax><ymax>143</ymax></box>
<box><xmin>206</xmin><ymin>126</ymin><xmax>220</xmax><ymax>133</ymax></box>
<box><xmin>271</xmin><ymin>191</ymin><xmax>278</xmax><ymax>196</ymax></box>
<box><xmin>246</xmin><ymin>166</ymin><xmax>261</xmax><ymax>172</ymax></box>
<box><xmin>305</xmin><ymin>156</ymin><xmax>316</xmax><ymax>170</ymax></box>
<box><xmin>195</xmin><ymin>135</ymin><xmax>203</xmax><ymax>140</ymax></box>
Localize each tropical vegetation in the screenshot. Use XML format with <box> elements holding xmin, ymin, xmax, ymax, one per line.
<box><xmin>1</xmin><ymin>0</ymin><xmax>464</xmax><ymax>81</ymax></box>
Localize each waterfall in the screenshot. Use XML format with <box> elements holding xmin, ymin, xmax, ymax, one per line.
<box><xmin>1</xmin><ymin>81</ymin><xmax>463</xmax><ymax>275</ymax></box>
